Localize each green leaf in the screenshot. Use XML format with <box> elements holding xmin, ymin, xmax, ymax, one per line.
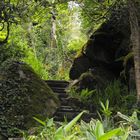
<box><xmin>33</xmin><ymin>117</ymin><xmax>45</xmax><ymax>126</ymax></box>
<box><xmin>64</xmin><ymin>110</ymin><xmax>87</xmax><ymax>133</ymax></box>
<box><xmin>86</xmin><ymin>131</ymin><xmax>96</xmax><ymax>140</ymax></box>
<box><xmin>100</xmin><ymin>101</ymin><xmax>106</xmax><ymax>111</ymax></box>
<box><xmin>54</xmin><ymin>126</ymin><xmax>64</xmax><ymax>140</ymax></box>
<box><xmin>117</xmin><ymin>112</ymin><xmax>131</xmax><ymax>122</ymax></box>
<box><xmin>47</xmin><ymin>118</ymin><xmax>54</xmax><ymax>127</ymax></box>
<box><xmin>121</xmin><ymin>131</ymin><xmax>129</xmax><ymax>140</ymax></box>
<box><xmin>106</xmin><ymin>100</ymin><xmax>109</xmax><ymax>110</ymax></box>
<box><xmin>95</xmin><ymin>120</ymin><xmax>104</xmax><ymax>139</ymax></box>
<box><xmin>99</xmin><ymin>128</ymin><xmax>122</xmax><ymax>140</ymax></box>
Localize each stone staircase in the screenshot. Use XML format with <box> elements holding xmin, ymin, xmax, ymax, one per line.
<box><xmin>46</xmin><ymin>80</ymin><xmax>96</xmax><ymax>122</ymax></box>
<box><xmin>6</xmin><ymin>80</ymin><xmax>96</xmax><ymax>140</ymax></box>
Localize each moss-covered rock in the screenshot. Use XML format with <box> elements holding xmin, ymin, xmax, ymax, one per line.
<box><xmin>70</xmin><ymin>68</ymin><xmax>115</xmax><ymax>92</ymax></box>
<box><xmin>69</xmin><ymin>55</ymin><xmax>91</xmax><ymax>80</ymax></box>
<box><xmin>69</xmin><ymin>4</ymin><xmax>133</xmax><ymax>87</ymax></box>
<box><xmin>69</xmin><ymin>29</ymin><xmax>126</xmax><ymax>80</ymax></box>
<box><xmin>0</xmin><ymin>59</ymin><xmax>60</xmax><ymax>138</ymax></box>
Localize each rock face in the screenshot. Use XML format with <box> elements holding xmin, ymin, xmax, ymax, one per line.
<box><xmin>69</xmin><ymin>5</ymin><xmax>136</xmax><ymax>90</ymax></box>
<box><xmin>69</xmin><ymin>27</ymin><xmax>129</xmax><ymax>81</ymax></box>
<box><xmin>69</xmin><ymin>55</ymin><xmax>91</xmax><ymax>80</ymax></box>
<box><xmin>0</xmin><ymin>60</ymin><xmax>60</xmax><ymax>138</ymax></box>
<box><xmin>70</xmin><ymin>68</ymin><xmax>115</xmax><ymax>92</ymax></box>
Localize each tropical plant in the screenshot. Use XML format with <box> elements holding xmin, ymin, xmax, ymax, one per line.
<box><xmin>80</xmin><ymin>119</ymin><xmax>124</xmax><ymax>140</ymax></box>
<box><xmin>22</xmin><ymin>110</ymin><xmax>130</xmax><ymax>140</ymax></box>
<box><xmin>67</xmin><ymin>87</ymin><xmax>96</xmax><ymax>104</ymax></box>
<box><xmin>99</xmin><ymin>100</ymin><xmax>113</xmax><ymax>131</ymax></box>
<box><xmin>24</xmin><ymin>111</ymin><xmax>87</xmax><ymax>140</ymax></box>
<box><xmin>117</xmin><ymin>111</ymin><xmax>140</xmax><ymax>139</ymax></box>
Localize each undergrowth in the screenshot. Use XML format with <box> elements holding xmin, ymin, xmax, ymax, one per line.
<box><xmin>21</xmin><ymin>105</ymin><xmax>140</xmax><ymax>140</ymax></box>
<box><xmin>67</xmin><ymin>80</ymin><xmax>136</xmax><ymax>114</ymax></box>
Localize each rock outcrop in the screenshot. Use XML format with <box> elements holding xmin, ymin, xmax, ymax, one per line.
<box><xmin>69</xmin><ymin>4</ymin><xmax>136</xmax><ymax>91</ymax></box>
<box><xmin>0</xmin><ymin>59</ymin><xmax>60</xmax><ymax>138</ymax></box>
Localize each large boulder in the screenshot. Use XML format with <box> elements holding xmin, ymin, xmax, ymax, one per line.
<box><xmin>69</xmin><ymin>27</ymin><xmax>128</xmax><ymax>80</ymax></box>
<box><xmin>69</xmin><ymin>55</ymin><xmax>91</xmax><ymax>80</ymax></box>
<box><xmin>69</xmin><ymin>4</ymin><xmax>133</xmax><ymax>89</ymax></box>
<box><xmin>0</xmin><ymin>60</ymin><xmax>60</xmax><ymax>138</ymax></box>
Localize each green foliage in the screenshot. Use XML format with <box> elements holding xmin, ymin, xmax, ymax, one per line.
<box><xmin>80</xmin><ymin>0</ymin><xmax>118</xmax><ymax>34</ymax></box>
<box><xmin>67</xmin><ymin>87</ymin><xmax>96</xmax><ymax>104</ymax></box>
<box><xmin>100</xmin><ymin>100</ymin><xmax>112</xmax><ymax>118</ymax></box>
<box><xmin>117</xmin><ymin>111</ymin><xmax>140</xmax><ymax>139</ymax></box>
<box><xmin>80</xmin><ymin>119</ymin><xmax>123</xmax><ymax>140</ymax></box>
<box><xmin>22</xmin><ymin>50</ymin><xmax>49</xmax><ymax>79</ymax></box>
<box><xmin>3</xmin><ymin>24</ymin><xmax>49</xmax><ymax>79</ymax></box>
<box><xmin>1</xmin><ymin>0</ymin><xmax>124</xmax><ymax>80</ymax></box>
<box><xmin>22</xmin><ymin>111</ymin><xmax>140</xmax><ymax>140</ymax></box>
<box><xmin>68</xmin><ymin>80</ymin><xmax>136</xmax><ymax>114</ymax></box>
<box><xmin>67</xmin><ymin>37</ymin><xmax>87</xmax><ymax>52</ymax></box>
<box><xmin>101</xmin><ymin>80</ymin><xmax>122</xmax><ymax>105</ymax></box>
<box><xmin>98</xmin><ymin>100</ymin><xmax>114</xmax><ymax>132</ymax></box>
<box><xmin>0</xmin><ymin>0</ymin><xmax>18</xmax><ymax>42</ymax></box>
<box><xmin>0</xmin><ymin>24</ymin><xmax>28</xmax><ymax>63</ymax></box>
<box><xmin>1</xmin><ymin>1</ymin><xmax>139</xmax><ymax>139</ymax></box>
<box><xmin>6</xmin><ymin>0</ymin><xmax>87</xmax><ymax>80</ymax></box>
<box><xmin>117</xmin><ymin>111</ymin><xmax>140</xmax><ymax>128</ymax></box>
<box><xmin>24</xmin><ymin>111</ymin><xmax>87</xmax><ymax>140</ymax></box>
<box><xmin>96</xmin><ymin>80</ymin><xmax>132</xmax><ymax>114</ymax></box>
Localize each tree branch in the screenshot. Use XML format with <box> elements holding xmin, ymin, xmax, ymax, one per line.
<box><xmin>0</xmin><ymin>22</ymin><xmax>5</xmax><ymax>31</ymax></box>
<box><xmin>0</xmin><ymin>22</ymin><xmax>10</xmax><ymax>44</ymax></box>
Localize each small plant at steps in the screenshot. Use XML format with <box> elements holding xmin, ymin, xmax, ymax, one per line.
<box><xmin>67</xmin><ymin>87</ymin><xmax>96</xmax><ymax>104</ymax></box>
<box><xmin>99</xmin><ymin>100</ymin><xmax>113</xmax><ymax>130</ymax></box>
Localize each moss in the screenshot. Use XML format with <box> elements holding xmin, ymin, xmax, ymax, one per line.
<box><xmin>0</xmin><ymin>59</ymin><xmax>60</xmax><ymax>137</ymax></box>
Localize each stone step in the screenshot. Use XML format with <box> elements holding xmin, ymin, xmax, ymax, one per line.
<box><xmin>46</xmin><ymin>80</ymin><xmax>69</xmax><ymax>84</ymax></box>
<box><xmin>51</xmin><ymin>88</ymin><xmax>67</xmax><ymax>93</ymax></box>
<box><xmin>54</xmin><ymin>111</ymin><xmax>81</xmax><ymax>121</ymax></box>
<box><xmin>57</xmin><ymin>106</ymin><xmax>80</xmax><ymax>112</ymax></box>
<box><xmin>59</xmin><ymin>98</ymin><xmax>69</xmax><ymax>106</ymax></box>
<box><xmin>60</xmin><ymin>97</ymin><xmax>84</xmax><ymax>107</ymax></box>
<box><xmin>45</xmin><ymin>80</ymin><xmax>97</xmax><ymax>123</ymax></box>
<box><xmin>54</xmin><ymin>111</ymin><xmax>96</xmax><ymax>122</ymax></box>
<box><xmin>56</xmin><ymin>93</ymin><xmax>68</xmax><ymax>98</ymax></box>
<box><xmin>50</xmin><ymin>87</ymin><xmax>66</xmax><ymax>91</ymax></box>
<box><xmin>45</xmin><ymin>80</ymin><xmax>69</xmax><ymax>88</ymax></box>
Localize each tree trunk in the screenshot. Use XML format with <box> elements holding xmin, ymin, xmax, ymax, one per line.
<box><xmin>50</xmin><ymin>7</ymin><xmax>57</xmax><ymax>48</ymax></box>
<box><xmin>128</xmin><ymin>0</ymin><xmax>140</xmax><ymax>104</ymax></box>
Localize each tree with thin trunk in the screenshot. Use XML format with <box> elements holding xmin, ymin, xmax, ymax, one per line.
<box><xmin>128</xmin><ymin>0</ymin><xmax>140</xmax><ymax>104</ymax></box>
<box><xmin>50</xmin><ymin>7</ymin><xmax>57</xmax><ymax>48</ymax></box>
